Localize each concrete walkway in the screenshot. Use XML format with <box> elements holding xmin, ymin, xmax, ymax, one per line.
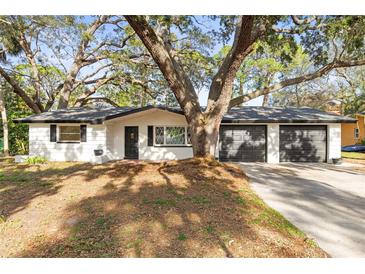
<box><xmin>239</xmin><ymin>162</ymin><xmax>365</xmax><ymax>258</ymax></box>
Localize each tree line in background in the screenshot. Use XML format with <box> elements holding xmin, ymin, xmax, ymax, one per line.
<box><xmin>0</xmin><ymin>16</ymin><xmax>365</xmax><ymax>156</ymax></box>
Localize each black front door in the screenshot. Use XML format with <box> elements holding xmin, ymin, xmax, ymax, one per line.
<box><xmin>125</xmin><ymin>126</ymin><xmax>139</xmax><ymax>159</ymax></box>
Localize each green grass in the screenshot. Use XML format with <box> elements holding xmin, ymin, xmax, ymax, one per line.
<box><xmin>234</xmin><ymin>196</ymin><xmax>246</xmax><ymax>205</ymax></box>
<box><xmin>153</xmin><ymin>198</ymin><xmax>176</xmax><ymax>206</ymax></box>
<box><xmin>177</xmin><ymin>232</ymin><xmax>187</xmax><ymax>241</ymax></box>
<box><xmin>0</xmin><ymin>170</ymin><xmax>30</xmax><ymax>183</ymax></box>
<box><xmin>251</xmin><ymin>206</ymin><xmax>306</xmax><ymax>238</ymax></box>
<box><xmin>204</xmin><ymin>225</ymin><xmax>214</xmax><ymax>234</ymax></box>
<box><xmin>0</xmin><ymin>214</ymin><xmax>6</xmax><ymax>223</ymax></box>
<box><xmin>341</xmin><ymin>151</ymin><xmax>365</xmax><ymax>160</ymax></box>
<box><xmin>185</xmin><ymin>195</ymin><xmax>210</xmax><ymax>205</ymax></box>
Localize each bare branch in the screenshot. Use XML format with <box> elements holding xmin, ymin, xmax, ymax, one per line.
<box><xmin>17</xmin><ymin>31</ymin><xmax>44</xmax><ymax>111</ymax></box>
<box><xmin>73</xmin><ymin>76</ymin><xmax>116</xmax><ymax>107</ymax></box>
<box><xmin>291</xmin><ymin>15</ymin><xmax>316</xmax><ymax>25</ymax></box>
<box><xmin>229</xmin><ymin>58</ymin><xmax>365</xmax><ymax>108</ymax></box>
<box><xmin>0</xmin><ymin>66</ymin><xmax>42</xmax><ymax>113</ymax></box>
<box><xmin>57</xmin><ymin>15</ymin><xmax>110</xmax><ymax>109</ymax></box>
<box><xmin>80</xmin><ymin>55</ymin><xmax>109</xmax><ymax>67</ymax></box>
<box><xmin>79</xmin><ymin>63</ymin><xmax>113</xmax><ymax>83</ymax></box>
<box><xmin>79</xmin><ymin>97</ymin><xmax>120</xmax><ymax>107</ymax></box>
<box><xmin>273</xmin><ymin>16</ymin><xmax>325</xmax><ymax>34</ymax></box>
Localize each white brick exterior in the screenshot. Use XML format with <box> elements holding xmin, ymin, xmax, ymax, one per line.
<box><xmin>327</xmin><ymin>123</ymin><xmax>342</xmax><ymax>162</ymax></box>
<box><xmin>29</xmin><ymin>123</ymin><xmax>106</xmax><ymax>162</ymax></box>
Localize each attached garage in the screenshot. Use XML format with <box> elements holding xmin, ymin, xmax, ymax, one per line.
<box><xmin>279</xmin><ymin>125</ymin><xmax>327</xmax><ymax>162</ymax></box>
<box><xmin>219</xmin><ymin>125</ymin><xmax>266</xmax><ymax>162</ymax></box>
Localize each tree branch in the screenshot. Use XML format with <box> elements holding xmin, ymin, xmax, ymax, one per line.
<box><xmin>207</xmin><ymin>16</ymin><xmax>258</xmax><ymax>113</ymax></box>
<box><xmin>0</xmin><ymin>66</ymin><xmax>42</xmax><ymax>113</ymax></box>
<box><xmin>291</xmin><ymin>15</ymin><xmax>316</xmax><ymax>25</ymax></box>
<box><xmin>79</xmin><ymin>97</ymin><xmax>120</xmax><ymax>107</ymax></box>
<box><xmin>73</xmin><ymin>76</ymin><xmax>116</xmax><ymax>107</ymax></box>
<box><xmin>124</xmin><ymin>15</ymin><xmax>200</xmax><ymax>119</ymax></box>
<box><xmin>57</xmin><ymin>15</ymin><xmax>109</xmax><ymax>109</ymax></box>
<box><xmin>229</xmin><ymin>58</ymin><xmax>365</xmax><ymax>108</ymax></box>
<box><xmin>78</xmin><ymin>63</ymin><xmax>113</xmax><ymax>83</ymax></box>
<box><xmin>17</xmin><ymin>31</ymin><xmax>44</xmax><ymax>111</ymax></box>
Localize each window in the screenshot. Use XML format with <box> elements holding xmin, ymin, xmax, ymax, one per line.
<box><xmin>355</xmin><ymin>128</ymin><xmax>360</xmax><ymax>139</ymax></box>
<box><xmin>166</xmin><ymin>126</ymin><xmax>185</xmax><ymax>145</ymax></box>
<box><xmin>155</xmin><ymin>126</ymin><xmax>165</xmax><ymax>145</ymax></box>
<box><xmin>58</xmin><ymin>125</ymin><xmax>81</xmax><ymax>142</ymax></box>
<box><xmin>154</xmin><ymin>126</ymin><xmax>191</xmax><ymax>146</ymax></box>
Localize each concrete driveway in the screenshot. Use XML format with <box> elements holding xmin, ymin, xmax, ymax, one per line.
<box><xmin>239</xmin><ymin>162</ymin><xmax>365</xmax><ymax>258</ymax></box>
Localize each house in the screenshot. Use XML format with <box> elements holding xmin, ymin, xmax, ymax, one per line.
<box><xmin>341</xmin><ymin>112</ymin><xmax>365</xmax><ymax>146</ymax></box>
<box><xmin>14</xmin><ymin>105</ymin><xmax>356</xmax><ymax>164</ymax></box>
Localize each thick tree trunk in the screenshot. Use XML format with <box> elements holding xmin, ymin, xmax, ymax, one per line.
<box><xmin>58</xmin><ymin>71</ymin><xmax>77</xmax><ymax>109</ymax></box>
<box><xmin>185</xmin><ymin>110</ymin><xmax>223</xmax><ymax>157</ymax></box>
<box><xmin>125</xmin><ymin>16</ymin><xmax>256</xmax><ymax>158</ymax></box>
<box><xmin>0</xmin><ymin>88</ymin><xmax>9</xmax><ymax>156</ymax></box>
<box><xmin>190</xmin><ymin>117</ymin><xmax>221</xmax><ymax>157</ymax></box>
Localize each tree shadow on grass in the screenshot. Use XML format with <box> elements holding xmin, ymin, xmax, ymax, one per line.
<box><xmin>11</xmin><ymin>159</ymin><xmax>326</xmax><ymax>258</ymax></box>
<box><xmin>0</xmin><ymin>162</ymin><xmax>92</xmax><ymax>219</ymax></box>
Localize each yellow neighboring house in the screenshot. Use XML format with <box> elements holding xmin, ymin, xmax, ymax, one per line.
<box><xmin>341</xmin><ymin>113</ymin><xmax>365</xmax><ymax>146</ymax></box>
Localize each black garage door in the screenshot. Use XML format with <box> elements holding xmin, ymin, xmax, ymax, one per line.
<box><xmin>219</xmin><ymin>125</ymin><xmax>266</xmax><ymax>162</ymax></box>
<box><xmin>279</xmin><ymin>125</ymin><xmax>327</xmax><ymax>162</ymax></box>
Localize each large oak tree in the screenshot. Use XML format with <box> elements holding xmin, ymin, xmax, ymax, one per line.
<box><xmin>125</xmin><ymin>15</ymin><xmax>365</xmax><ymax>157</ymax></box>
<box><xmin>0</xmin><ymin>16</ymin><xmax>150</xmax><ymax>113</ymax></box>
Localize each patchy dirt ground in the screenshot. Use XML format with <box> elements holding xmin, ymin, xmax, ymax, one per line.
<box><xmin>0</xmin><ymin>158</ymin><xmax>327</xmax><ymax>258</ymax></box>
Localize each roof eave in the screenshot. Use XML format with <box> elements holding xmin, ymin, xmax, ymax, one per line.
<box><xmin>13</xmin><ymin>119</ymin><xmax>102</xmax><ymax>124</ymax></box>
<box><xmin>13</xmin><ymin>106</ymin><xmax>185</xmax><ymax>124</ymax></box>
<box><xmin>103</xmin><ymin>105</ymin><xmax>184</xmax><ymax>121</ymax></box>
<box><xmin>221</xmin><ymin>119</ymin><xmax>357</xmax><ymax>124</ymax></box>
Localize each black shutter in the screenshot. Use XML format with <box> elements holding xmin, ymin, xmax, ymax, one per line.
<box><xmin>148</xmin><ymin>126</ymin><xmax>153</xmax><ymax>146</ymax></box>
<box><xmin>50</xmin><ymin>124</ymin><xmax>57</xmax><ymax>142</ymax></box>
<box><xmin>80</xmin><ymin>125</ymin><xmax>87</xmax><ymax>142</ymax></box>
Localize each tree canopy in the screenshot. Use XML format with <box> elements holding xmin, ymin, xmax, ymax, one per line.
<box><xmin>1</xmin><ymin>15</ymin><xmax>365</xmax><ymax>156</ymax></box>
<box><xmin>1</xmin><ymin>16</ymin><xmax>365</xmax><ymax>112</ymax></box>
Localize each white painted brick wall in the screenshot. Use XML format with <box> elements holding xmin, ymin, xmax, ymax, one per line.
<box><xmin>29</xmin><ymin>123</ymin><xmax>106</xmax><ymax>161</ymax></box>
<box><xmin>327</xmin><ymin>123</ymin><xmax>342</xmax><ymax>162</ymax></box>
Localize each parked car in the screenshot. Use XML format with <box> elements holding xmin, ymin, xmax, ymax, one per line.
<box><xmin>341</xmin><ymin>145</ymin><xmax>365</xmax><ymax>152</ymax></box>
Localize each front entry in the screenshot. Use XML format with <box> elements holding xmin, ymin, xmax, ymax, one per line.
<box><xmin>125</xmin><ymin>126</ymin><xmax>139</xmax><ymax>159</ymax></box>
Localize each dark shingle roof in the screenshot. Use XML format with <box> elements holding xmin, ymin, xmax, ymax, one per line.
<box><xmin>222</xmin><ymin>106</ymin><xmax>357</xmax><ymax>123</ymax></box>
<box><xmin>14</xmin><ymin>105</ymin><xmax>356</xmax><ymax>124</ymax></box>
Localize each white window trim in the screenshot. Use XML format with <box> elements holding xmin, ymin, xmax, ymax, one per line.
<box><xmin>57</xmin><ymin>125</ymin><xmax>81</xmax><ymax>143</ymax></box>
<box><xmin>153</xmin><ymin>125</ymin><xmax>192</xmax><ymax>147</ymax></box>
<box><xmin>355</xmin><ymin>128</ymin><xmax>360</xmax><ymax>139</ymax></box>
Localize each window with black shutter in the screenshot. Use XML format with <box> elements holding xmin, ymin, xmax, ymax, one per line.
<box><xmin>147</xmin><ymin>126</ymin><xmax>153</xmax><ymax>146</ymax></box>
<box><xmin>50</xmin><ymin>124</ymin><xmax>57</xmax><ymax>142</ymax></box>
<box><xmin>80</xmin><ymin>125</ymin><xmax>87</xmax><ymax>142</ymax></box>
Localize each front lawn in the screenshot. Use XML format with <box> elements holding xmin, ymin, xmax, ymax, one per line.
<box><xmin>342</xmin><ymin>151</ymin><xmax>365</xmax><ymax>160</ymax></box>
<box><xmin>0</xmin><ymin>158</ymin><xmax>327</xmax><ymax>258</ymax></box>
